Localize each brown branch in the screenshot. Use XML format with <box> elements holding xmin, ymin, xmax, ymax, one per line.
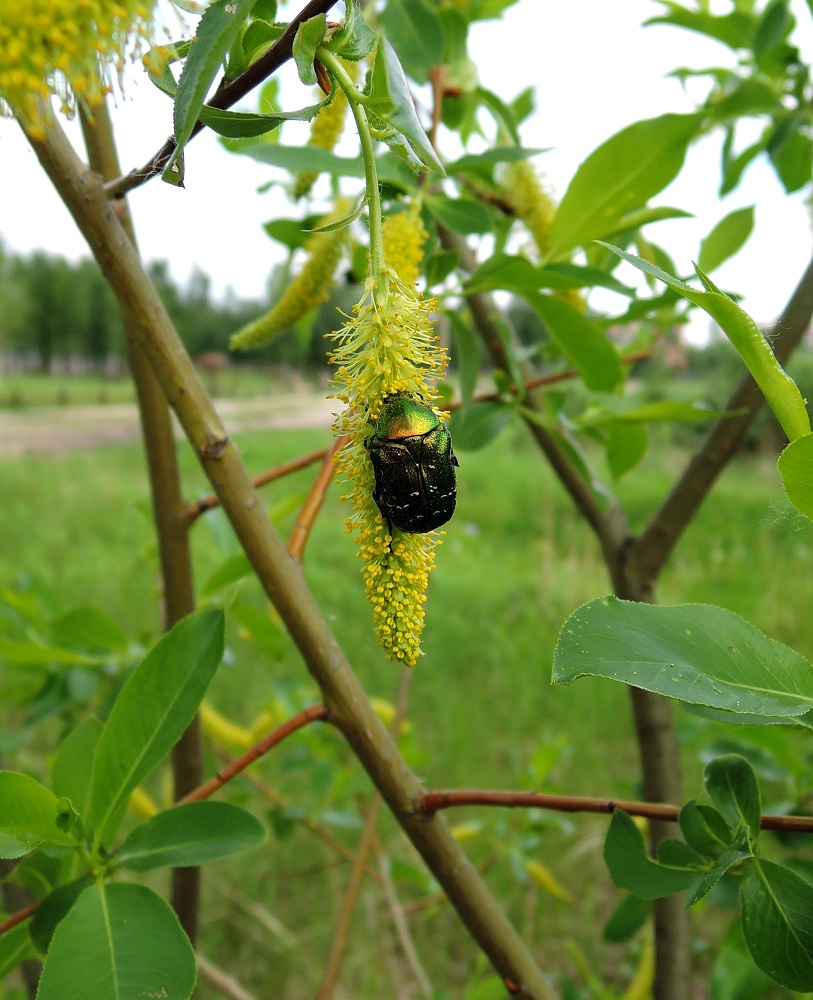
<box><xmin>27</xmin><ymin>114</ymin><xmax>556</xmax><ymax>1000</ymax></box>
<box><xmin>414</xmin><ymin>789</ymin><xmax>813</xmax><ymax>833</ymax></box>
<box><xmin>317</xmin><ymin>671</ymin><xmax>414</xmax><ymax>1000</ymax></box>
<box><xmin>197</xmin><ymin>954</ymin><xmax>260</xmax><ymax>1000</ymax></box>
<box><xmin>186</xmin><ymin>443</ymin><xmax>334</xmax><ymax>523</ymax></box>
<box><xmin>103</xmin><ymin>0</ymin><xmax>341</xmax><ymax>199</ymax></box>
<box><xmin>181</xmin><ymin>704</ymin><xmax>330</xmax><ymax>803</ymax></box>
<box><xmin>80</xmin><ymin>102</ymin><xmax>202</xmax><ymax>943</ymax></box>
<box><xmin>438</xmin><ymin>224</ymin><xmax>629</xmax><ymax>570</ymax></box>
<box><xmin>628</xmin><ymin>249</ymin><xmax>813</xmax><ymax>589</ymax></box>
<box><xmin>288</xmin><ymin>434</ymin><xmax>348</xmax><ymax>561</ymax></box>
<box><xmin>0</xmin><ymin>901</ymin><xmax>38</xmax><ymax>939</ymax></box>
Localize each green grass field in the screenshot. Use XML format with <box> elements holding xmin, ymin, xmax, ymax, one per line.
<box><xmin>1</xmin><ymin>416</ymin><xmax>810</xmax><ymax>998</ymax></box>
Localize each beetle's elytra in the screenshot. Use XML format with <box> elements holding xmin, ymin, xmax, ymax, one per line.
<box><xmin>366</xmin><ymin>395</ymin><xmax>459</xmax><ymax>535</ymax></box>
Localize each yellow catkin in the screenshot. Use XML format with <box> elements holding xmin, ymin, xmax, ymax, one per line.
<box><xmin>502</xmin><ymin>159</ymin><xmax>585</xmax><ymax>310</ymax></box>
<box><xmin>230</xmin><ymin>199</ymin><xmax>351</xmax><ymax>351</ymax></box>
<box><xmin>292</xmin><ymin>61</ymin><xmax>358</xmax><ymax>200</ymax></box>
<box><xmin>0</xmin><ymin>0</ymin><xmax>156</xmax><ymax>136</ymax></box>
<box><xmin>328</xmin><ymin>270</ymin><xmax>449</xmax><ymax>667</ymax></box>
<box><xmin>502</xmin><ymin>159</ymin><xmax>557</xmax><ymax>260</ymax></box>
<box><xmin>382</xmin><ymin>207</ymin><xmax>428</xmax><ymax>290</ymax></box>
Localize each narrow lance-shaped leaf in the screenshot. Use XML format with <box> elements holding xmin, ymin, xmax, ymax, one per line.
<box><xmin>363</xmin><ymin>37</ymin><xmax>445</xmax><ymax>176</ymax></box>
<box><xmin>292</xmin><ymin>13</ymin><xmax>327</xmax><ymax>86</ymax></box>
<box><xmin>697</xmin><ymin>206</ymin><xmax>755</xmax><ymax>273</ymax></box>
<box><xmin>0</xmin><ymin>772</ymin><xmax>79</xmax><ymax>859</ymax></box>
<box><xmin>546</xmin><ymin>113</ymin><xmax>701</xmax><ymax>260</ymax></box>
<box><xmin>741</xmin><ymin>859</ymin><xmax>813</xmax><ymax>991</ymax></box>
<box><xmin>704</xmin><ymin>755</ymin><xmax>761</xmax><ymax>843</ymax></box>
<box><xmin>598</xmin><ymin>243</ymin><xmax>810</xmax><ymax>442</ymax></box>
<box><xmin>523</xmin><ymin>291</ymin><xmax>623</xmax><ymax>392</ymax></box>
<box><xmin>89</xmin><ymin>609</ymin><xmax>224</xmax><ymax>848</ymax></box>
<box><xmin>37</xmin><ymin>883</ymin><xmax>197</xmax><ymax>1000</ymax></box>
<box><xmin>165</xmin><ymin>0</ymin><xmax>257</xmax><ymax>184</ymax></box>
<box><xmin>553</xmin><ymin>597</ymin><xmax>813</xmax><ymax>718</ymax></box>
<box><xmin>777</xmin><ymin>432</ymin><xmax>813</xmax><ymax>523</ymax></box>
<box><xmin>603</xmin><ymin>810</ymin><xmax>699</xmax><ymax>899</ymax></box>
<box><xmin>115</xmin><ymin>801</ymin><xmax>265</xmax><ymax>872</ymax></box>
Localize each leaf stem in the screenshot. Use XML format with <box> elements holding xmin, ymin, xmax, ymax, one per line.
<box><xmin>317</xmin><ymin>47</ymin><xmax>385</xmax><ymax>281</ymax></box>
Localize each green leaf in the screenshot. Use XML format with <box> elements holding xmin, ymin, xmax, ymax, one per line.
<box><xmin>679</xmin><ymin>800</ymin><xmax>733</xmax><ymax>857</ymax></box>
<box><xmin>37</xmin><ymin>883</ymin><xmax>196</xmax><ymax>1000</ymax></box>
<box><xmin>553</xmin><ymin>597</ymin><xmax>813</xmax><ymax>718</ymax></box>
<box><xmin>51</xmin><ymin>608</ymin><xmax>128</xmax><ymax>654</ymax></box>
<box><xmin>603</xmin><ymin>810</ymin><xmax>699</xmax><ymax>899</ymax></box>
<box><xmin>602</xmin><ymin>893</ymin><xmax>651</xmax><ymax>942</ymax></box>
<box><xmin>598</xmin><ymin>244</ymin><xmax>811</xmax><ymax>441</ymax></box>
<box><xmin>326</xmin><ymin>1</ymin><xmax>377</xmax><ymax>61</ymax></box>
<box><xmin>200</xmin><ymin>553</ymin><xmax>253</xmax><ymax>599</ymax></box>
<box><xmin>51</xmin><ymin>718</ymin><xmax>103</xmax><ymax>821</ymax></box>
<box><xmin>425</xmin><ymin>249</ymin><xmax>459</xmax><ymax>287</ymax></box>
<box><xmin>380</xmin><ymin>0</ymin><xmax>444</xmax><ymax>82</ymax></box>
<box><xmin>292</xmin><ymin>13</ymin><xmax>327</xmax><ymax>86</ymax></box>
<box><xmin>30</xmin><ymin>876</ymin><xmax>94</xmax><ymax>953</ymax></box>
<box><xmin>523</xmin><ymin>292</ymin><xmax>623</xmax><ymax>392</ymax></box>
<box><xmin>199</xmin><ymin>98</ymin><xmax>328</xmax><ymax>138</ymax></box>
<box><xmin>449</xmin><ymin>402</ymin><xmax>514</xmax><ymax>451</ymax></box>
<box><xmin>237</xmin><ymin>143</ymin><xmax>365</xmax><ymax>178</ymax></box>
<box><xmin>89</xmin><ymin>610</ymin><xmax>224</xmax><ymax>848</ymax></box>
<box><xmin>0</xmin><ymin>772</ymin><xmax>78</xmax><ymax>859</ymax></box>
<box><xmin>644</xmin><ymin>6</ymin><xmax>755</xmax><ymax>50</ymax></box>
<box><xmin>741</xmin><ymin>859</ymin><xmax>813</xmax><ymax>990</ymax></box>
<box><xmin>778</xmin><ymin>432</ymin><xmax>813</xmax><ymax>522</ymax></box>
<box><xmin>468</xmin><ymin>0</ymin><xmax>520</xmax><ymax>20</ymax></box>
<box><xmin>769</xmin><ymin>126</ymin><xmax>813</xmax><ymax>194</ymax></box>
<box><xmin>687</xmin><ymin>841</ymin><xmax>752</xmax><ymax>907</ymax></box>
<box><xmin>466</xmin><ymin>253</ymin><xmax>634</xmax><ymax>297</ymax></box>
<box><xmin>604</xmin><ymin>422</ymin><xmax>649</xmax><ymax>480</ymax></box>
<box><xmin>721</xmin><ymin>137</ymin><xmax>767</xmax><ymax>196</ymax></box>
<box><xmin>447</xmin><ymin>146</ymin><xmax>546</xmax><ymax>174</ymax></box>
<box><xmin>0</xmin><ymin>638</ymin><xmax>105</xmax><ymax>668</ymax></box>
<box><xmin>576</xmin><ymin>399</ymin><xmax>726</xmax><ymax>428</ymax></box>
<box><xmin>365</xmin><ymin>37</ymin><xmax>445</xmax><ymax>176</ymax></box>
<box><xmin>448</xmin><ymin>311</ymin><xmax>481</xmax><ymax>411</ymax></box>
<box><xmin>166</xmin><ymin>0</ymin><xmax>257</xmax><ymax>184</ymax></box>
<box><xmin>426</xmin><ymin>195</ymin><xmax>492</xmax><ymax>235</ymax></box>
<box><xmin>0</xmin><ymin>920</ymin><xmax>35</xmax><ymax>978</ymax></box>
<box><xmin>547</xmin><ymin>114</ymin><xmax>701</xmax><ymax>260</ymax></box>
<box><xmin>697</xmin><ymin>207</ymin><xmax>755</xmax><ymax>273</ymax></box>
<box><xmin>704</xmin><ymin>755</ymin><xmax>761</xmax><ymax>843</ymax></box>
<box><xmin>116</xmin><ymin>802</ymin><xmax>265</xmax><ymax>872</ymax></box>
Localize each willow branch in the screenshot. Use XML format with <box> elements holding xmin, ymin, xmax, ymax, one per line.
<box><xmin>288</xmin><ymin>434</ymin><xmax>348</xmax><ymax>561</ymax></box>
<box><xmin>318</xmin><ymin>672</ymin><xmax>413</xmax><ymax>1000</ymax></box>
<box><xmin>186</xmin><ymin>443</ymin><xmax>334</xmax><ymax>523</ymax></box>
<box><xmin>182</xmin><ymin>705</ymin><xmax>330</xmax><ymax>803</ymax></box>
<box><xmin>28</xmin><ymin>115</ymin><xmax>555</xmax><ymax>1000</ymax></box>
<box><xmin>439</xmin><ymin>225</ymin><xmax>628</xmax><ymax>568</ymax></box>
<box><xmin>375</xmin><ymin>846</ymin><xmax>432</xmax><ymax>999</ymax></box>
<box><xmin>197</xmin><ymin>954</ymin><xmax>260</xmax><ymax>1000</ymax></box>
<box><xmin>104</xmin><ymin>0</ymin><xmax>340</xmax><ymax>199</ymax></box>
<box><xmin>629</xmin><ymin>249</ymin><xmax>813</xmax><ymax>587</ymax></box>
<box><xmin>80</xmin><ymin>101</ymin><xmax>202</xmax><ymax>941</ymax></box>
<box><xmin>414</xmin><ymin>789</ymin><xmax>813</xmax><ymax>833</ymax></box>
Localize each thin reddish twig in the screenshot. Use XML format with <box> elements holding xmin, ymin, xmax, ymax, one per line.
<box><xmin>181</xmin><ymin>704</ymin><xmax>330</xmax><ymax>803</ymax></box>
<box><xmin>288</xmin><ymin>435</ymin><xmax>349</xmax><ymax>561</ymax></box>
<box><xmin>0</xmin><ymin>901</ymin><xmax>38</xmax><ymax>938</ymax></box>
<box><xmin>414</xmin><ymin>789</ymin><xmax>813</xmax><ymax>833</ymax></box>
<box><xmin>186</xmin><ymin>445</ymin><xmax>333</xmax><ymax>523</ymax></box>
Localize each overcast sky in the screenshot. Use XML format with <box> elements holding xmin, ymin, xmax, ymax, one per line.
<box><xmin>1</xmin><ymin>0</ymin><xmax>812</xmax><ymax>338</ymax></box>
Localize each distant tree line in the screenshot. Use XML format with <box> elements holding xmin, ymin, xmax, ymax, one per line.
<box><xmin>0</xmin><ymin>239</ymin><xmax>364</xmax><ymax>373</ymax></box>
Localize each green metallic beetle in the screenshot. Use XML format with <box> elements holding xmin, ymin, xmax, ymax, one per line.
<box><xmin>366</xmin><ymin>394</ymin><xmax>459</xmax><ymax>534</ymax></box>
